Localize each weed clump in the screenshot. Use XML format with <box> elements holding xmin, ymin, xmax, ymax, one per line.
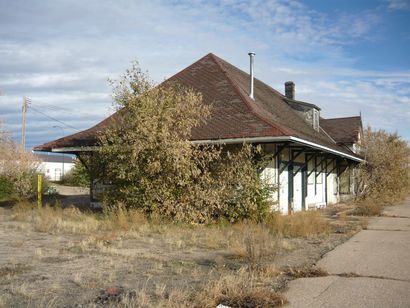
<box><xmin>354</xmin><ymin>198</ymin><xmax>383</xmax><ymax>216</ymax></box>
<box><xmin>225</xmin><ymin>223</ymin><xmax>280</xmax><ymax>272</ymax></box>
<box><xmin>197</xmin><ymin>268</ymin><xmax>288</xmax><ymax>308</ymax></box>
<box><xmin>265</xmin><ymin>210</ymin><xmax>331</xmax><ymax>238</ymax></box>
<box><xmin>284</xmin><ymin>266</ymin><xmax>328</xmax><ymax>278</ymax></box>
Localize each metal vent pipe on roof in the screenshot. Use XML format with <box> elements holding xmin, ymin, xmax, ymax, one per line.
<box><xmin>248</xmin><ymin>52</ymin><xmax>255</xmax><ymax>100</ymax></box>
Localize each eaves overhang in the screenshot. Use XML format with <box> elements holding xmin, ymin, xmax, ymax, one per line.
<box><xmin>43</xmin><ymin>136</ymin><xmax>364</xmax><ymax>163</ymax></box>
<box><xmin>192</xmin><ymin>136</ymin><xmax>364</xmax><ymax>162</ymax></box>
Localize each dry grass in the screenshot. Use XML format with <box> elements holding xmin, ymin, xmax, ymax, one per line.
<box><xmin>12</xmin><ymin>201</ymin><xmax>331</xmax><ymax>237</ymax></box>
<box><xmin>225</xmin><ymin>223</ymin><xmax>281</xmax><ymax>274</ymax></box>
<box><xmin>12</xmin><ymin>202</ymin><xmax>100</xmax><ymax>234</ymax></box>
<box><xmin>0</xmin><ymin>263</ymin><xmax>32</xmax><ymax>278</ymax></box>
<box><xmin>102</xmin><ymin>268</ymin><xmax>286</xmax><ymax>308</ymax></box>
<box><xmin>265</xmin><ymin>210</ymin><xmax>332</xmax><ymax>238</ymax></box>
<box><xmin>75</xmin><ymin>287</ymin><xmax>187</xmax><ymax>308</ymax></box>
<box><xmin>354</xmin><ymin>198</ymin><xmax>383</xmax><ymax>216</ymax></box>
<box><xmin>5</xmin><ymin>201</ymin><xmax>339</xmax><ymax>307</ymax></box>
<box><xmin>0</xmin><ymin>201</ymin><xmax>360</xmax><ymax>308</ymax></box>
<box><xmin>71</xmin><ymin>273</ymin><xmax>102</xmax><ymax>289</ymax></box>
<box><xmin>11</xmin><ymin>201</ymin><xmax>331</xmax><ymax>259</ymax></box>
<box><xmin>196</xmin><ymin>268</ymin><xmax>287</xmax><ymax>308</ymax></box>
<box><xmin>283</xmin><ymin>265</ymin><xmax>328</xmax><ymax>278</ymax></box>
<box><xmin>11</xmin><ymin>202</ymin><xmax>149</xmax><ymax>235</ymax></box>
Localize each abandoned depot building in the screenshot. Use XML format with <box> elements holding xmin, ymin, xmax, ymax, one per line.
<box><xmin>35</xmin><ymin>53</ymin><xmax>364</xmax><ymax>214</ymax></box>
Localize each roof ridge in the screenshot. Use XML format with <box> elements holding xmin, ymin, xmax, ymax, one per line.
<box><xmin>212</xmin><ymin>54</ymin><xmax>286</xmax><ymax>98</ymax></box>
<box><xmin>319</xmin><ymin>126</ymin><xmax>337</xmax><ymax>144</ymax></box>
<box><xmin>208</xmin><ymin>53</ymin><xmax>289</xmax><ymax>136</ymax></box>
<box><xmin>323</xmin><ymin>115</ymin><xmax>361</xmax><ymax>121</ymax></box>
<box><xmin>209</xmin><ymin>54</ymin><xmax>334</xmax><ymax>141</ymax></box>
<box><xmin>164</xmin><ymin>52</ymin><xmax>215</xmax><ymax>83</ymax></box>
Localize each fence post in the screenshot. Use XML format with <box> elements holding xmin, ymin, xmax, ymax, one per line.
<box><xmin>37</xmin><ymin>174</ymin><xmax>42</xmax><ymax>208</ymax></box>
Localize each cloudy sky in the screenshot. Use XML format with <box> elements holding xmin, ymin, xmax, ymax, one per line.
<box><xmin>1</xmin><ymin>0</ymin><xmax>409</xmax><ymax>149</ymax></box>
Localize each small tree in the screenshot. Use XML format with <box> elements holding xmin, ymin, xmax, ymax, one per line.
<box><xmin>61</xmin><ymin>159</ymin><xmax>90</xmax><ymax>187</ymax></box>
<box><xmin>96</xmin><ymin>63</ymin><xmax>274</xmax><ymax>223</ymax></box>
<box><xmin>356</xmin><ymin>126</ymin><xmax>410</xmax><ymax>203</ymax></box>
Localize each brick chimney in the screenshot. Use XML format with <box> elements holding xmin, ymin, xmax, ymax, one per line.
<box><xmin>285</xmin><ymin>81</ymin><xmax>295</xmax><ymax>100</ymax></box>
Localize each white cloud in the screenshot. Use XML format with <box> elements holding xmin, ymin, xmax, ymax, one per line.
<box><xmin>385</xmin><ymin>0</ymin><xmax>410</xmax><ymax>10</ymax></box>
<box><xmin>0</xmin><ymin>0</ymin><xmax>409</xmax><ymax>147</ymax></box>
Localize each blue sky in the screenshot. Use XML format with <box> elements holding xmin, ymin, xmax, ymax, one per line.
<box><xmin>0</xmin><ymin>0</ymin><xmax>409</xmax><ymax>149</ymax></box>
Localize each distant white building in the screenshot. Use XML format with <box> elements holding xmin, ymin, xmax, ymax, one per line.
<box><xmin>35</xmin><ymin>153</ymin><xmax>75</xmax><ymax>181</ymax></box>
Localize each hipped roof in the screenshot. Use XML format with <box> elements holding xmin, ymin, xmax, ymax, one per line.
<box><xmin>35</xmin><ymin>53</ymin><xmax>361</xmax><ymax>160</ymax></box>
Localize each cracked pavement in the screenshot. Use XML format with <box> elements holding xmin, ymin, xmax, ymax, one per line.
<box><xmin>284</xmin><ymin>197</ymin><xmax>410</xmax><ymax>307</ymax></box>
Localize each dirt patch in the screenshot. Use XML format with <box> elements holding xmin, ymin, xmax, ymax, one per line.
<box><xmin>218</xmin><ymin>287</ymin><xmax>288</xmax><ymax>308</ymax></box>
<box><xmin>0</xmin><ymin>263</ymin><xmax>32</xmax><ymax>278</ymax></box>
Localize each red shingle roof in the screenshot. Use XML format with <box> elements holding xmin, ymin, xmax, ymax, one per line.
<box><xmin>34</xmin><ymin>53</ymin><xmax>360</xmax><ymax>159</ymax></box>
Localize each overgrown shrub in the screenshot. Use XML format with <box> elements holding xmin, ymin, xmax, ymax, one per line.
<box><xmin>96</xmin><ymin>63</ymin><xmax>275</xmax><ymax>223</ymax></box>
<box><xmin>355</xmin><ymin>127</ymin><xmax>410</xmax><ymax>204</ymax></box>
<box><xmin>0</xmin><ymin>123</ymin><xmax>40</xmax><ymax>199</ymax></box>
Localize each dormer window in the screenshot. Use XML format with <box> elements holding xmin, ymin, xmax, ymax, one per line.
<box><xmin>313</xmin><ymin>109</ymin><xmax>320</xmax><ymax>131</ymax></box>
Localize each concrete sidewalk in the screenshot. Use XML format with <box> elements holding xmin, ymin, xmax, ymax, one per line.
<box><xmin>284</xmin><ymin>198</ymin><xmax>410</xmax><ymax>308</ymax></box>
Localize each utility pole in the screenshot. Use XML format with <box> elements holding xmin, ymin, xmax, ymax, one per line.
<box><xmin>21</xmin><ymin>96</ymin><xmax>28</xmax><ymax>148</ymax></box>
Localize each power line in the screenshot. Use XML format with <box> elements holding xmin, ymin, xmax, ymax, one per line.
<box><xmin>29</xmin><ymin>101</ymin><xmax>76</xmax><ymax>115</ymax></box>
<box><xmin>28</xmin><ymin>105</ymin><xmax>80</xmax><ymax>131</ymax></box>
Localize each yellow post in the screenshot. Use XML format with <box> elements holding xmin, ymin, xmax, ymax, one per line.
<box><xmin>37</xmin><ymin>174</ymin><xmax>42</xmax><ymax>208</ymax></box>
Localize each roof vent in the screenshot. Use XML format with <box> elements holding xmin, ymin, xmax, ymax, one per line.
<box><xmin>285</xmin><ymin>81</ymin><xmax>295</xmax><ymax>100</ymax></box>
<box><xmin>248</xmin><ymin>52</ymin><xmax>255</xmax><ymax>100</ymax></box>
